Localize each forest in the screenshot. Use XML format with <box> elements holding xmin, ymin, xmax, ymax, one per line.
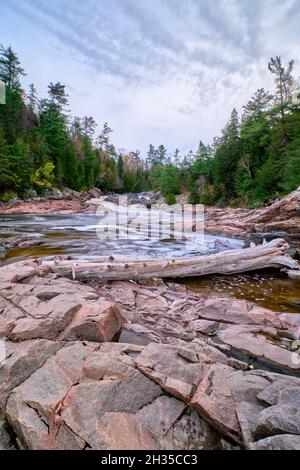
<box><xmin>0</xmin><ymin>44</ymin><xmax>299</xmax><ymax>207</ymax></box>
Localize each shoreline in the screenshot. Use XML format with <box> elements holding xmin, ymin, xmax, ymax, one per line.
<box><xmin>0</xmin><ymin>187</ymin><xmax>299</xmax><ymax>248</ymax></box>
<box><xmin>0</xmin><ymin>191</ymin><xmax>299</xmax><ymax>450</ymax></box>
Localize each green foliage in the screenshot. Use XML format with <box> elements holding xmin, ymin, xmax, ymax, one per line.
<box><xmin>283</xmin><ymin>146</ymin><xmax>300</xmax><ymax>192</ymax></box>
<box><xmin>0</xmin><ymin>191</ymin><xmax>17</xmax><ymax>203</ymax></box>
<box><xmin>186</xmin><ymin>142</ymin><xmax>214</xmax><ymax>204</ymax></box>
<box><xmin>157</xmin><ymin>164</ymin><xmax>180</xmax><ymax>196</ymax></box>
<box><xmin>10</xmin><ymin>138</ymin><xmax>33</xmax><ymax>194</ymax></box>
<box><xmin>63</xmin><ymin>145</ymin><xmax>79</xmax><ymax>190</ymax></box>
<box><xmin>188</xmin><ymin>179</ymin><xmax>199</xmax><ymax>204</ymax></box>
<box><xmin>164</xmin><ymin>192</ymin><xmax>176</xmax><ymax>205</ymax></box>
<box><xmin>82</xmin><ymin>136</ymin><xmax>96</xmax><ymax>189</ymax></box>
<box><xmin>122</xmin><ymin>171</ymin><xmax>136</xmax><ymax>192</ymax></box>
<box><xmin>214</xmin><ymin>108</ymin><xmax>240</xmax><ymax>201</ymax></box>
<box><xmin>31</xmin><ymin>161</ymin><xmax>55</xmax><ymax>191</ymax></box>
<box><xmin>0</xmin><ymin>45</ymin><xmax>299</xmax><ymax>209</ymax></box>
<box><xmin>0</xmin><ymin>127</ymin><xmax>16</xmax><ymax>192</ymax></box>
<box><xmin>200</xmin><ymin>185</ymin><xmax>217</xmax><ymax>205</ymax></box>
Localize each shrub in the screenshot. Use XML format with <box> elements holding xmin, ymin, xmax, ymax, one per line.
<box><xmin>0</xmin><ymin>191</ymin><xmax>17</xmax><ymax>203</ymax></box>
<box><xmin>31</xmin><ymin>161</ymin><xmax>55</xmax><ymax>191</ymax></box>
<box><xmin>164</xmin><ymin>193</ymin><xmax>176</xmax><ymax>205</ymax></box>
<box><xmin>200</xmin><ymin>184</ymin><xmax>217</xmax><ymax>205</ymax></box>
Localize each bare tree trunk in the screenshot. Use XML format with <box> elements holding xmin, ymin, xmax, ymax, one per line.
<box><xmin>42</xmin><ymin>239</ymin><xmax>299</xmax><ymax>282</ymax></box>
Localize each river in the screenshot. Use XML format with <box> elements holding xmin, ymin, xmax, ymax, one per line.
<box><xmin>0</xmin><ymin>213</ymin><xmax>299</xmax><ymax>314</ymax></box>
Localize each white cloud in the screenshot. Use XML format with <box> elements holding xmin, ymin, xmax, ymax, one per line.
<box><xmin>2</xmin><ymin>0</ymin><xmax>300</xmax><ymax>154</ymax></box>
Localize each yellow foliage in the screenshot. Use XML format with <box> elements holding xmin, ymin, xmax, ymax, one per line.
<box><xmin>31</xmin><ymin>162</ymin><xmax>55</xmax><ymax>188</ymax></box>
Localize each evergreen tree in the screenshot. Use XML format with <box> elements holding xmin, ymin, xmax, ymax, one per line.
<box><xmin>27</xmin><ymin>83</ymin><xmax>38</xmax><ymax>113</ymax></box>
<box><xmin>157</xmin><ymin>145</ymin><xmax>167</xmax><ymax>165</ymax></box>
<box><xmin>1</xmin><ymin>43</ymin><xmax>299</xmax><ymax>209</ymax></box>
<box><xmin>48</xmin><ymin>82</ymin><xmax>69</xmax><ymax>111</ymax></box>
<box><xmin>0</xmin><ymin>127</ymin><xmax>15</xmax><ymax>192</ymax></box>
<box><xmin>268</xmin><ymin>57</ymin><xmax>295</xmax><ymax>118</ymax></box>
<box><xmin>10</xmin><ymin>138</ymin><xmax>32</xmax><ymax>194</ymax></box>
<box><xmin>97</xmin><ymin>122</ymin><xmax>113</xmax><ymax>150</ymax></box>
<box><xmin>173</xmin><ymin>148</ymin><xmax>180</xmax><ymax>166</ymax></box>
<box><xmin>0</xmin><ymin>45</ymin><xmax>26</xmax><ymax>143</ymax></box>
<box><xmin>63</xmin><ymin>144</ymin><xmax>79</xmax><ymax>190</ymax></box>
<box><xmin>214</xmin><ymin>108</ymin><xmax>240</xmax><ymax>201</ymax></box>
<box><xmin>82</xmin><ymin>116</ymin><xmax>97</xmax><ymax>139</ymax></box>
<box><xmin>117</xmin><ymin>155</ymin><xmax>124</xmax><ymax>178</ymax></box>
<box><xmin>0</xmin><ymin>44</ymin><xmax>26</xmax><ymax>88</ymax></box>
<box><xmin>82</xmin><ymin>135</ymin><xmax>96</xmax><ymax>189</ymax></box>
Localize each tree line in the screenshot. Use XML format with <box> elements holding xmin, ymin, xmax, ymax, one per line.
<box><xmin>0</xmin><ymin>45</ymin><xmax>299</xmax><ymax>206</ymax></box>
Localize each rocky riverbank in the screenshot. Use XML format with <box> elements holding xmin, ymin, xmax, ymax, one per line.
<box><xmin>0</xmin><ymin>260</ymin><xmax>300</xmax><ymax>450</ymax></box>
<box><xmin>205</xmin><ymin>187</ymin><xmax>300</xmax><ymax>249</ymax></box>
<box><xmin>1</xmin><ymin>188</ymin><xmax>299</xmax><ymax>248</ymax></box>
<box><xmin>0</xmin><ymin>188</ymin><xmax>102</xmax><ymax>215</ymax></box>
<box><xmin>85</xmin><ymin>187</ymin><xmax>300</xmax><ymax>251</ymax></box>
<box><xmin>91</xmin><ymin>187</ymin><xmax>300</xmax><ymax>256</ymax></box>
<box><xmin>0</xmin><ymin>188</ymin><xmax>299</xmax><ymax>450</ymax></box>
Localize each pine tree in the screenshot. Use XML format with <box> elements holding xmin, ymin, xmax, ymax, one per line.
<box><xmin>117</xmin><ymin>155</ymin><xmax>124</xmax><ymax>178</ymax></box>
<box><xmin>147</xmin><ymin>144</ymin><xmax>155</xmax><ymax>168</ymax></box>
<box><xmin>27</xmin><ymin>83</ymin><xmax>38</xmax><ymax>113</ymax></box>
<box><xmin>268</xmin><ymin>57</ymin><xmax>295</xmax><ymax>118</ymax></box>
<box><xmin>48</xmin><ymin>82</ymin><xmax>69</xmax><ymax>111</ymax></box>
<box><xmin>157</xmin><ymin>145</ymin><xmax>167</xmax><ymax>165</ymax></box>
<box><xmin>0</xmin><ymin>127</ymin><xmax>15</xmax><ymax>193</ymax></box>
<box><xmin>63</xmin><ymin>144</ymin><xmax>79</xmax><ymax>190</ymax></box>
<box><xmin>82</xmin><ymin>135</ymin><xmax>96</xmax><ymax>189</ymax></box>
<box><xmin>82</xmin><ymin>116</ymin><xmax>97</xmax><ymax>139</ymax></box>
<box><xmin>10</xmin><ymin>138</ymin><xmax>33</xmax><ymax>194</ymax></box>
<box><xmin>0</xmin><ymin>45</ymin><xmax>26</xmax><ymax>143</ymax></box>
<box><xmin>97</xmin><ymin>122</ymin><xmax>113</xmax><ymax>150</ymax></box>
<box><xmin>0</xmin><ymin>44</ymin><xmax>26</xmax><ymax>88</ymax></box>
<box><xmin>242</xmin><ymin>89</ymin><xmax>273</xmax><ymax>121</ymax></box>
<box><xmin>214</xmin><ymin>108</ymin><xmax>240</xmax><ymax>201</ymax></box>
<box><xmin>39</xmin><ymin>84</ymin><xmax>71</xmax><ymax>186</ymax></box>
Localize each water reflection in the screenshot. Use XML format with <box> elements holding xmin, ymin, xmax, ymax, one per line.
<box><xmin>183</xmin><ymin>270</ymin><xmax>300</xmax><ymax>313</ymax></box>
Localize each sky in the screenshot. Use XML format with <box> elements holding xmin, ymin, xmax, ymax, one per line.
<box><xmin>2</xmin><ymin>0</ymin><xmax>300</xmax><ymax>155</ymax></box>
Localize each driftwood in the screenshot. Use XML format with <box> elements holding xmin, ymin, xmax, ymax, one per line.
<box><xmin>287</xmin><ymin>270</ymin><xmax>300</xmax><ymax>282</ymax></box>
<box><xmin>41</xmin><ymin>239</ymin><xmax>300</xmax><ymax>281</ymax></box>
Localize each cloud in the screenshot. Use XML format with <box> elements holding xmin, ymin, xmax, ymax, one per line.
<box><xmin>2</xmin><ymin>0</ymin><xmax>300</xmax><ymax>153</ymax></box>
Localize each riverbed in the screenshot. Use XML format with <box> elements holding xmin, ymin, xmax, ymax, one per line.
<box><xmin>0</xmin><ymin>213</ymin><xmax>299</xmax><ymax>314</ymax></box>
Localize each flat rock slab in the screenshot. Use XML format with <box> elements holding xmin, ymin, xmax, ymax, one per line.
<box><xmin>137</xmin><ymin>396</ymin><xmax>186</xmax><ymax>438</ymax></box>
<box><xmin>190</xmin><ymin>363</ymin><xmax>269</xmax><ymax>444</ymax></box>
<box><xmin>4</xmin><ymin>342</ymin><xmax>227</xmax><ymax>449</ymax></box>
<box><xmin>1</xmin><ymin>261</ymin><xmax>300</xmax><ymax>450</ymax></box>
<box><xmin>252</xmin><ymin>434</ymin><xmax>300</xmax><ymax>450</ymax></box>
<box><xmin>257</xmin><ymin>379</ymin><xmax>300</xmax><ymax>406</ymax></box>
<box><xmin>253</xmin><ymin>404</ymin><xmax>300</xmax><ymax>439</ymax></box>
<box><xmin>2</xmin><ymin>338</ymin><xmax>300</xmax><ymax>450</ymax></box>
<box><xmin>191</xmin><ymin>363</ymin><xmax>300</xmax><ymax>447</ymax></box>
<box><xmin>217</xmin><ymin>324</ymin><xmax>300</xmax><ymax>375</ymax></box>
<box><xmin>0</xmin><ymin>268</ymin><xmax>123</xmax><ymax>344</ymax></box>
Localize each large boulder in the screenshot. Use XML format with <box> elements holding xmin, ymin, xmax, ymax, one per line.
<box><xmin>190</xmin><ymin>364</ymin><xmax>269</xmax><ymax>444</ymax></box>
<box><xmin>252</xmin><ymin>434</ymin><xmax>300</xmax><ymax>450</ymax></box>
<box><xmin>3</xmin><ymin>341</ymin><xmax>244</xmax><ymax>450</ymax></box>
<box><xmin>253</xmin><ymin>404</ymin><xmax>300</xmax><ymax>439</ymax></box>
<box><xmin>0</xmin><ymin>268</ymin><xmax>124</xmax><ymax>344</ymax></box>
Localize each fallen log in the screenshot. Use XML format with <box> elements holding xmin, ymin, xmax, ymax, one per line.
<box><xmin>287</xmin><ymin>270</ymin><xmax>300</xmax><ymax>282</ymax></box>
<box><xmin>41</xmin><ymin>239</ymin><xmax>300</xmax><ymax>281</ymax></box>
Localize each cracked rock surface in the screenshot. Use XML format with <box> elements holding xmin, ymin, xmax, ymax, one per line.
<box><xmin>0</xmin><ymin>260</ymin><xmax>300</xmax><ymax>450</ymax></box>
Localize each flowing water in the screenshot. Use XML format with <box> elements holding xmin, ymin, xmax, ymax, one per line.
<box><xmin>0</xmin><ymin>213</ymin><xmax>244</xmax><ymax>262</ymax></box>
<box><xmin>0</xmin><ymin>213</ymin><xmax>299</xmax><ymax>314</ymax></box>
